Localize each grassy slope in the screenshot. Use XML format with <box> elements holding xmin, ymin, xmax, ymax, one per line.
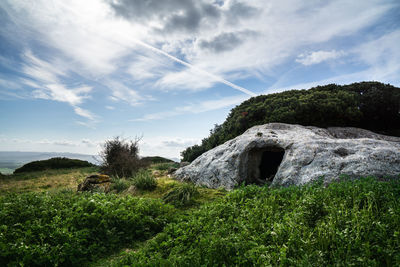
<box><xmin>115</xmin><ymin>178</ymin><xmax>400</xmax><ymax>266</ymax></box>
<box><xmin>0</xmin><ymin>167</ymin><xmax>98</xmax><ymax>194</ymax></box>
<box><xmin>1</xmin><ymin>166</ymin><xmax>399</xmax><ymax>266</ymax></box>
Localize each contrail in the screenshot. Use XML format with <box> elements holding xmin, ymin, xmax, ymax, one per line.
<box><xmin>57</xmin><ymin>1</ymin><xmax>257</xmax><ymax>97</ymax></box>
<box><xmin>134</xmin><ymin>39</ymin><xmax>257</xmax><ymax>97</ymax></box>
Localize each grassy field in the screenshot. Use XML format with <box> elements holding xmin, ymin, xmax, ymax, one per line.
<box><xmin>0</xmin><ymin>167</ymin><xmax>98</xmax><ymax>194</ymax></box>
<box><xmin>1</xmin><ymin>165</ymin><xmax>399</xmax><ymax>266</ymax></box>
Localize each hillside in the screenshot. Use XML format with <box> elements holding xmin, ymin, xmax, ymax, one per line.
<box><xmin>0</xmin><ymin>151</ymin><xmax>98</xmax><ymax>174</ymax></box>
<box><xmin>13</xmin><ymin>157</ymin><xmax>95</xmax><ymax>174</ymax></box>
<box><xmin>182</xmin><ymin>81</ymin><xmax>400</xmax><ymax>162</ymax></box>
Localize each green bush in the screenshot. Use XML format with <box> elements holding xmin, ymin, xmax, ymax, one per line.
<box><xmin>162</xmin><ymin>183</ymin><xmax>199</xmax><ymax>207</ymax></box>
<box><xmin>13</xmin><ymin>157</ymin><xmax>94</xmax><ymax>173</ymax></box>
<box><xmin>132</xmin><ymin>170</ymin><xmax>157</xmax><ymax>191</ymax></box>
<box><xmin>182</xmin><ymin>82</ymin><xmax>400</xmax><ymax>161</ymax></box>
<box><xmin>118</xmin><ymin>177</ymin><xmax>400</xmax><ymax>266</ymax></box>
<box><xmin>0</xmin><ymin>191</ymin><xmax>175</xmax><ymax>266</ymax></box>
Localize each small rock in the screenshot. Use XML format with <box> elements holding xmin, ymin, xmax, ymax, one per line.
<box><xmin>77</xmin><ymin>174</ymin><xmax>111</xmax><ymax>193</ymax></box>
<box><xmin>127</xmin><ymin>185</ymin><xmax>137</xmax><ymax>194</ymax></box>
<box><xmin>167</xmin><ymin>167</ymin><xmax>178</xmax><ymax>174</ymax></box>
<box><xmin>180</xmin><ymin>162</ymin><xmax>190</xmax><ymax>167</ymax></box>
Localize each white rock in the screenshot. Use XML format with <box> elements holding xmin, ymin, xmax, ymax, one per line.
<box><xmin>174</xmin><ymin>123</ymin><xmax>400</xmax><ymax>189</ymax></box>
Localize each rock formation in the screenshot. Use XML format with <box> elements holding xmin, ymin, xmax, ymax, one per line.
<box><xmin>174</xmin><ymin>123</ymin><xmax>400</xmax><ymax>190</ymax></box>
<box><xmin>77</xmin><ymin>174</ymin><xmax>111</xmax><ymax>192</ymax></box>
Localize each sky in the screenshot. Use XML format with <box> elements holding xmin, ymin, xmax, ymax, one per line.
<box><xmin>0</xmin><ymin>0</ymin><xmax>399</xmax><ymax>159</ymax></box>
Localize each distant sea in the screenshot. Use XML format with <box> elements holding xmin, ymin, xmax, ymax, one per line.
<box><xmin>0</xmin><ymin>151</ymin><xmax>99</xmax><ymax>174</ymax></box>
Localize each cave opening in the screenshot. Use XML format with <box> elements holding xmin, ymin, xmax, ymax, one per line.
<box><xmin>246</xmin><ymin>146</ymin><xmax>285</xmax><ymax>185</ymax></box>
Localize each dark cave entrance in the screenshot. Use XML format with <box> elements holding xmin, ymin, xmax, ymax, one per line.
<box><xmin>246</xmin><ymin>146</ymin><xmax>285</xmax><ymax>185</ymax></box>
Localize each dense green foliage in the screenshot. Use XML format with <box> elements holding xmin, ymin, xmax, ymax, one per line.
<box><xmin>13</xmin><ymin>157</ymin><xmax>94</xmax><ymax>174</ymax></box>
<box><xmin>117</xmin><ymin>178</ymin><xmax>400</xmax><ymax>266</ymax></box>
<box><xmin>0</xmin><ymin>191</ymin><xmax>175</xmax><ymax>266</ymax></box>
<box><xmin>132</xmin><ymin>170</ymin><xmax>157</xmax><ymax>191</ymax></box>
<box><xmin>141</xmin><ymin>156</ymin><xmax>174</xmax><ymax>164</ymax></box>
<box><xmin>100</xmin><ymin>137</ymin><xmax>148</xmax><ymax>177</ymax></box>
<box><xmin>182</xmin><ymin>82</ymin><xmax>400</xmax><ymax>162</ymax></box>
<box><xmin>162</xmin><ymin>183</ymin><xmax>200</xmax><ymax>207</ymax></box>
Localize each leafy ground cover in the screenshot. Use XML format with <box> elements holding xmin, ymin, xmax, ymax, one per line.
<box><xmin>115</xmin><ymin>177</ymin><xmax>400</xmax><ymax>266</ymax></box>
<box><xmin>1</xmin><ymin>166</ymin><xmax>399</xmax><ymax>266</ymax></box>
<box><xmin>0</xmin><ymin>191</ymin><xmax>176</xmax><ymax>266</ymax></box>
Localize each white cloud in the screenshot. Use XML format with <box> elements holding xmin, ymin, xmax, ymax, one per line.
<box><xmin>140</xmin><ymin>136</ymin><xmax>200</xmax><ymax>159</ymax></box>
<box><xmin>1</xmin><ymin>0</ymin><xmax>398</xmax><ymax>139</ymax></box>
<box><xmin>105</xmin><ymin>80</ymin><xmax>153</xmax><ymax>106</ymax></box>
<box><xmin>105</xmin><ymin>105</ymin><xmax>115</xmax><ymax>110</ymax></box>
<box><xmin>353</xmin><ymin>30</ymin><xmax>400</xmax><ymax>82</ymax></box>
<box><xmin>75</xmin><ymin>121</ymin><xmax>97</xmax><ymax>129</ymax></box>
<box><xmin>22</xmin><ymin>51</ymin><xmax>92</xmax><ymax>106</ymax></box>
<box><xmin>133</xmin><ymin>94</ymin><xmax>249</xmax><ymax>121</ymax></box>
<box><xmin>81</xmin><ymin>138</ymin><xmax>98</xmax><ymax>147</ymax></box>
<box><xmin>4</xmin><ymin>0</ymin><xmax>392</xmax><ymax>97</ymax></box>
<box><xmin>270</xmin><ymin>30</ymin><xmax>400</xmax><ymax>91</ymax></box>
<box><xmin>22</xmin><ymin>50</ymin><xmax>65</xmax><ymax>83</ymax></box>
<box><xmin>18</xmin><ymin>50</ymin><xmax>98</xmax><ymax>121</ymax></box>
<box><xmin>0</xmin><ymin>78</ymin><xmax>21</xmax><ymax>90</ymax></box>
<box><xmin>296</xmin><ymin>50</ymin><xmax>345</xmax><ymax>66</ymax></box>
<box><xmin>73</xmin><ymin>107</ymin><xmax>95</xmax><ymax>120</ymax></box>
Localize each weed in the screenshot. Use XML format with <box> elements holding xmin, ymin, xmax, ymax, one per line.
<box><xmin>162</xmin><ymin>183</ymin><xmax>199</xmax><ymax>207</ymax></box>
<box><xmin>112</xmin><ymin>177</ymin><xmax>131</xmax><ymax>193</ymax></box>
<box><xmin>132</xmin><ymin>170</ymin><xmax>157</xmax><ymax>191</ymax></box>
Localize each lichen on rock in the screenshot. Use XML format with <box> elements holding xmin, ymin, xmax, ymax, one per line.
<box><xmin>174</xmin><ymin>123</ymin><xmax>400</xmax><ymax>190</ymax></box>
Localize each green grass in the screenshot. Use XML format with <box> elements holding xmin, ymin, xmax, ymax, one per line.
<box><xmin>111</xmin><ymin>177</ymin><xmax>132</xmax><ymax>193</ymax></box>
<box><xmin>153</xmin><ymin>162</ymin><xmax>179</xmax><ymax>171</ymax></box>
<box><xmin>0</xmin><ymin>167</ymin><xmax>98</xmax><ymax>194</ymax></box>
<box><xmin>115</xmin><ymin>177</ymin><xmax>400</xmax><ymax>266</ymax></box>
<box><xmin>132</xmin><ymin>170</ymin><xmax>157</xmax><ymax>191</ymax></box>
<box><xmin>162</xmin><ymin>183</ymin><xmax>200</xmax><ymax>207</ymax></box>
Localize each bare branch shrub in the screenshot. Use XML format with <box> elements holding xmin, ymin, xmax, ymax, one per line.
<box><xmin>99</xmin><ymin>136</ymin><xmax>148</xmax><ymax>177</ymax></box>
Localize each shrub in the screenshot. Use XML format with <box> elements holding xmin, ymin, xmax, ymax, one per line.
<box><xmin>132</xmin><ymin>170</ymin><xmax>157</xmax><ymax>191</ymax></box>
<box><xmin>162</xmin><ymin>183</ymin><xmax>199</xmax><ymax>207</ymax></box>
<box><xmin>100</xmin><ymin>136</ymin><xmax>148</xmax><ymax>178</ymax></box>
<box><xmin>13</xmin><ymin>157</ymin><xmax>94</xmax><ymax>173</ymax></box>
